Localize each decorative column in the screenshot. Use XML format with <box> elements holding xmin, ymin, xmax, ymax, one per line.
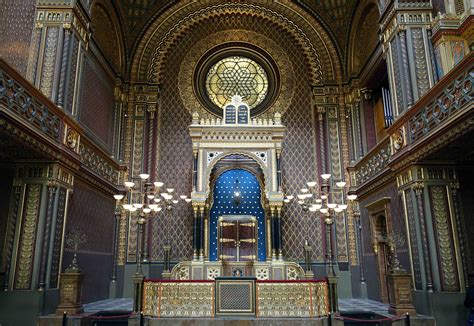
<box><xmin>380</xmin><ymin>1</ymin><xmax>435</xmax><ymax>116</ymax></box>
<box><xmin>397</xmin><ymin>165</ymin><xmax>462</xmax><ymax>294</ymax></box>
<box><xmin>27</xmin><ymin>1</ymin><xmax>90</xmax><ymax>114</ymax></box>
<box><xmin>265</xmin><ymin>205</ymin><xmax>273</xmax><ymax>261</ymax></box>
<box><xmin>412</xmin><ymin>182</ymin><xmax>434</xmax><ymax>292</ymax></box>
<box><xmin>276</xmin><ymin>206</ymin><xmax>283</xmax><ymax>261</ymax></box>
<box><xmin>192</xmin><ymin>205</ymin><xmax>199</xmax><ymax>261</ymax></box>
<box><xmin>304</xmin><ymin>239</ymin><xmax>314</xmax><ymax>279</ymax></box>
<box><xmin>2</xmin><ymin>179</ymin><xmax>22</xmax><ymax>290</ymax></box>
<box><xmin>270</xmin><ymin>206</ymin><xmax>277</xmax><ymax>261</ymax></box>
<box><xmin>111</xmin><ymin>200</ymin><xmax>122</xmax><ymax>282</ymax></box>
<box><xmin>317</xmin><ymin>106</ymin><xmax>327</xmax><ymax>174</ymax></box>
<box><xmin>276</xmin><ymin>151</ymin><xmax>282</xmax><ymax>191</ymax></box>
<box><xmin>353</xmin><ymin>204</ymin><xmax>365</xmax><ymax>284</ymax></box>
<box><xmin>192</xmin><ymin>151</ymin><xmax>198</xmax><ymax>192</ymax></box>
<box><xmin>144</xmin><ymin>86</ymin><xmax>159</xmax><ymax>263</ymax></box>
<box><xmin>37</xmin><ymin>180</ymin><xmax>58</xmax><ymax>290</ymax></box>
<box><xmin>449</xmin><ymin>181</ymin><xmax>471</xmax><ymax>285</ymax></box>
<box><xmin>199</xmin><ymin>205</ymin><xmax>205</xmax><ymax>261</ymax></box>
<box><xmin>344</xmin><ymin>95</ymin><xmax>356</xmax><ymax>163</ymax></box>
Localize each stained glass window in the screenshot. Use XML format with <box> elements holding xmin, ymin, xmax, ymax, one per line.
<box><xmin>205</xmin><ymin>56</ymin><xmax>269</xmax><ymax>109</ymax></box>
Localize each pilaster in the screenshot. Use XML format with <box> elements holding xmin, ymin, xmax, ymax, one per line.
<box><xmin>381</xmin><ymin>1</ymin><xmax>435</xmax><ymax>116</ymax></box>
<box><xmin>27</xmin><ymin>0</ymin><xmax>90</xmax><ymax>115</ymax></box>
<box><xmin>397</xmin><ymin>164</ymin><xmax>463</xmax><ymax>293</ymax></box>
<box><xmin>3</xmin><ymin>163</ymin><xmax>74</xmax><ymax>292</ymax></box>
<box><xmin>313</xmin><ymin>86</ymin><xmax>349</xmax><ymax>263</ymax></box>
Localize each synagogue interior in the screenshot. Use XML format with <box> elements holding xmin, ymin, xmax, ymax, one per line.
<box><xmin>0</xmin><ymin>0</ymin><xmax>473</xmax><ymax>325</ymax></box>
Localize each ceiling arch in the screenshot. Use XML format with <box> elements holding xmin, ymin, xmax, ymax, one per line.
<box><xmin>90</xmin><ymin>0</ymin><xmax>126</xmax><ymax>75</ymax></box>
<box><xmin>347</xmin><ymin>0</ymin><xmax>381</xmax><ymax>76</ymax></box>
<box><xmin>130</xmin><ymin>0</ymin><xmax>343</xmax><ymax>85</ymax></box>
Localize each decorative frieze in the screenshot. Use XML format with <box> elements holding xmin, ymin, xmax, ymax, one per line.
<box><xmin>354</xmin><ymin>140</ymin><xmax>391</xmax><ymax>186</ymax></box>
<box><xmin>79</xmin><ymin>143</ymin><xmax>118</xmax><ymax>184</ymax></box>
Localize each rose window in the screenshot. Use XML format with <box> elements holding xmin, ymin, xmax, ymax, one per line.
<box><xmin>205</xmin><ymin>56</ymin><xmax>269</xmax><ymax>109</ymax></box>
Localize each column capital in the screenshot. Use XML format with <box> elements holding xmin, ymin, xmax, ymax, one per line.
<box><xmin>449</xmin><ymin>181</ymin><xmax>460</xmax><ymax>193</ymax></box>
<box><xmin>412</xmin><ymin>181</ymin><xmax>425</xmax><ymax>195</ymax></box>
<box><xmin>360</xmin><ymin>87</ymin><xmax>373</xmax><ymax>101</ymax></box>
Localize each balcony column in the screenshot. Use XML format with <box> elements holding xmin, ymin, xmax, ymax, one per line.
<box><xmin>270</xmin><ymin>206</ymin><xmax>277</xmax><ymax>261</ymax></box>
<box><xmin>412</xmin><ymin>182</ymin><xmax>434</xmax><ymax>292</ymax></box>
<box><xmin>37</xmin><ymin>180</ymin><xmax>58</xmax><ymax>290</ymax></box>
<box><xmin>27</xmin><ymin>1</ymin><xmax>90</xmax><ymax>115</ymax></box>
<box><xmin>199</xmin><ymin>205</ymin><xmax>205</xmax><ymax>261</ymax></box>
<box><xmin>449</xmin><ymin>181</ymin><xmax>471</xmax><ymax>286</ymax></box>
<box><xmin>381</xmin><ymin>1</ymin><xmax>436</xmax><ymax>116</ymax></box>
<box><xmin>276</xmin><ymin>206</ymin><xmax>283</xmax><ymax>261</ymax></box>
<box><xmin>192</xmin><ymin>205</ymin><xmax>199</xmax><ymax>261</ymax></box>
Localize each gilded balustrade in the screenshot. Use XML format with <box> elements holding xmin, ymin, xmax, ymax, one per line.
<box><xmin>256</xmin><ymin>280</ymin><xmax>328</xmax><ymax>318</ymax></box>
<box><xmin>142</xmin><ymin>279</ymin><xmax>329</xmax><ymax>318</ymax></box>
<box><xmin>143</xmin><ymin>280</ymin><xmax>214</xmax><ymax>318</ymax></box>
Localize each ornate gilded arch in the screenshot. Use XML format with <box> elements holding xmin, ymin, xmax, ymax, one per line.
<box><xmin>130</xmin><ymin>1</ymin><xmax>343</xmax><ymax>85</ymax></box>
<box><xmin>346</xmin><ymin>0</ymin><xmax>381</xmax><ymax>76</ymax></box>
<box><xmin>205</xmin><ymin>151</ymin><xmax>270</xmax><ymax>199</ymax></box>
<box><xmin>90</xmin><ymin>0</ymin><xmax>126</xmax><ymax>75</ymax></box>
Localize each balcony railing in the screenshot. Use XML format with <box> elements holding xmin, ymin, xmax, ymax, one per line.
<box><xmin>0</xmin><ymin>59</ymin><xmax>124</xmax><ymax>186</ymax></box>
<box><xmin>351</xmin><ymin>52</ymin><xmax>473</xmax><ymax>189</ymax></box>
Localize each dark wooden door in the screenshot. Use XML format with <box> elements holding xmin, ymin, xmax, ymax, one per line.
<box><xmin>219</xmin><ymin>217</ymin><xmax>256</xmax><ymax>261</ymax></box>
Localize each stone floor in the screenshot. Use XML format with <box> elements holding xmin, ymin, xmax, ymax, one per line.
<box><xmin>82</xmin><ymin>297</ymin><xmax>392</xmax><ymax>315</ymax></box>
<box><xmin>83</xmin><ymin>297</ymin><xmax>133</xmax><ymax>312</ymax></box>
<box><xmin>39</xmin><ymin>298</ymin><xmax>434</xmax><ymax>326</ymax></box>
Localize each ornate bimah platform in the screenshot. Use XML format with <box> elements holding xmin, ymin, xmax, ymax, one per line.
<box><xmin>142</xmin><ymin>279</ymin><xmax>329</xmax><ymax>318</ymax></box>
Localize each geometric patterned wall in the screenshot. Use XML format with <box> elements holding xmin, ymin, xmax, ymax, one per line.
<box><xmin>64</xmin><ymin>179</ymin><xmax>115</xmax><ymax>302</ymax></box>
<box><xmin>0</xmin><ymin>0</ymin><xmax>36</xmax><ymax>77</ymax></box>
<box><xmin>79</xmin><ymin>56</ymin><xmax>116</xmax><ymax>153</ymax></box>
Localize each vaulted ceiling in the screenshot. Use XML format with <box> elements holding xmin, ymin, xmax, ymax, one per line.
<box><xmin>113</xmin><ymin>0</ymin><xmax>359</xmax><ymax>57</ymax></box>
<box><xmin>91</xmin><ymin>0</ymin><xmax>376</xmax><ymax>80</ymax></box>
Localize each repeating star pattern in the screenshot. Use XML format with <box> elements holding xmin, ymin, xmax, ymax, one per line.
<box><xmin>209</xmin><ymin>169</ymin><xmax>266</xmax><ymax>261</ymax></box>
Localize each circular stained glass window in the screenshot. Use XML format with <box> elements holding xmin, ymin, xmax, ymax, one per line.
<box><xmin>205</xmin><ymin>56</ymin><xmax>269</xmax><ymax>110</ymax></box>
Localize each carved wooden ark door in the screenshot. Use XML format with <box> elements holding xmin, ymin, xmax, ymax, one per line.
<box><xmin>218</xmin><ymin>216</ymin><xmax>257</xmax><ymax>261</ymax></box>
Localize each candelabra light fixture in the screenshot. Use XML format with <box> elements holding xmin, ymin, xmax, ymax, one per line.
<box><xmin>113</xmin><ymin>173</ymin><xmax>191</xmax><ymax>276</ymax></box>
<box><xmin>285</xmin><ymin>173</ymin><xmax>357</xmax><ymax>276</ymax></box>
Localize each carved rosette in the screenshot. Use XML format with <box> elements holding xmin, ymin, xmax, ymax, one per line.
<box><xmin>391</xmin><ymin>128</ymin><xmax>405</xmax><ymax>153</ymax></box>
<box><xmin>64</xmin><ymin>125</ymin><xmax>80</xmax><ymax>153</ymax></box>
